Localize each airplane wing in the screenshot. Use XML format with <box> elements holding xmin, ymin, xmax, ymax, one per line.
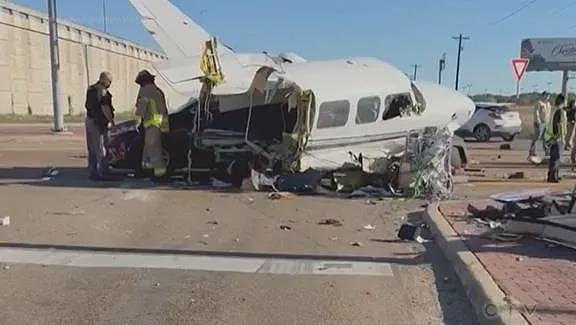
<box><xmin>128</xmin><ymin>0</ymin><xmax>232</xmax><ymax>58</ymax></box>
<box><xmin>155</xmin><ymin>53</ymin><xmax>284</xmax><ymax>96</ymax></box>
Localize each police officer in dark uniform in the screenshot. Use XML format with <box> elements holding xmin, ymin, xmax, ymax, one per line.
<box><xmin>85</xmin><ymin>72</ymin><xmax>115</xmax><ymax>180</ymax></box>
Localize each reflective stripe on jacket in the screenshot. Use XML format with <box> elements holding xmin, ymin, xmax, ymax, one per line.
<box><xmin>135</xmin><ymin>84</ymin><xmax>169</xmax><ymax>133</ymax></box>
<box><xmin>545</xmin><ymin>107</ymin><xmax>567</xmax><ymax>143</ymax></box>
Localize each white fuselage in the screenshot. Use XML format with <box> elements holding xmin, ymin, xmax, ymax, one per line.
<box><xmin>266</xmin><ymin>58</ymin><xmax>475</xmax><ymax>171</ymax></box>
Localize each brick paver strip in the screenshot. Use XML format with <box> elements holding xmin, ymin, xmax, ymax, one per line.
<box><xmin>440</xmin><ymin>201</ymin><xmax>576</xmax><ymax>325</ymax></box>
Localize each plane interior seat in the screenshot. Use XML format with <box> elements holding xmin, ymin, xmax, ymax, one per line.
<box><xmin>206</xmin><ymin>102</ymin><xmax>298</xmax><ymax>142</ymax></box>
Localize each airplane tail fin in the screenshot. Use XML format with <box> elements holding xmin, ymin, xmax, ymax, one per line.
<box><xmin>128</xmin><ymin>0</ymin><xmax>231</xmax><ymax>59</ymax></box>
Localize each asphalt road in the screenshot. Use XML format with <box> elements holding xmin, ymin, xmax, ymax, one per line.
<box><xmin>0</xmin><ymin>124</ymin><xmax>487</xmax><ymax>325</ymax></box>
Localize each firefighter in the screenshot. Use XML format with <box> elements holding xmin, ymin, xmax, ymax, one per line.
<box><xmin>545</xmin><ymin>94</ymin><xmax>568</xmax><ymax>183</ymax></box>
<box><xmin>84</xmin><ymin>71</ymin><xmax>115</xmax><ymax>180</ymax></box>
<box><xmin>134</xmin><ymin>70</ymin><xmax>170</xmax><ymax>179</ymax></box>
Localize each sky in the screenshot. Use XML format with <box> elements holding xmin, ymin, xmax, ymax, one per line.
<box><xmin>8</xmin><ymin>0</ymin><xmax>576</xmax><ymax>95</ymax></box>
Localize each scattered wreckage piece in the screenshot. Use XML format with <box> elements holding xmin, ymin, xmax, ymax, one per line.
<box><xmin>0</xmin><ymin>216</ymin><xmax>10</xmax><ymax>226</ymax></box>
<box><xmin>318</xmin><ymin>219</ymin><xmax>343</xmax><ymax>227</ymax></box>
<box><xmin>399</xmin><ymin>127</ymin><xmax>454</xmax><ymax>201</ymax></box>
<box><xmin>397</xmin><ymin>223</ymin><xmax>430</xmax><ymax>242</ymax></box>
<box><xmin>41</xmin><ymin>166</ymin><xmax>59</xmax><ymax>181</ymax></box>
<box><xmin>256</xmin><ymin>126</ymin><xmax>455</xmax><ymax>201</ymax></box>
<box><xmin>467</xmin><ymin>188</ymin><xmax>576</xmax><ymax>249</ymax></box>
<box><xmin>507</xmin><ymin>172</ymin><xmax>525</xmax><ymax>180</ymax></box>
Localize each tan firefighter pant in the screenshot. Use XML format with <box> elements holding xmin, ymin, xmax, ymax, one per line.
<box><xmin>142</xmin><ymin>126</ymin><xmax>166</xmax><ymax>177</ymax></box>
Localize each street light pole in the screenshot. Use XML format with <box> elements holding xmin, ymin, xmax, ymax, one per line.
<box><xmin>48</xmin><ymin>0</ymin><xmax>64</xmax><ymax>132</ymax></box>
<box><xmin>438</xmin><ymin>53</ymin><xmax>446</xmax><ymax>85</ymax></box>
<box><xmin>452</xmin><ymin>34</ymin><xmax>470</xmax><ymax>91</ymax></box>
<box><xmin>410</xmin><ymin>64</ymin><xmax>420</xmax><ymax>81</ymax></box>
<box><xmin>103</xmin><ymin>0</ymin><xmax>107</xmax><ymax>33</ymax></box>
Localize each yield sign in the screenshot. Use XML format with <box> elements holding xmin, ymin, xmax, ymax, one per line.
<box><xmin>512</xmin><ymin>58</ymin><xmax>530</xmax><ymax>80</ymax></box>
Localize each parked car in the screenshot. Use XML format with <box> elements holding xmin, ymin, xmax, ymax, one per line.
<box><xmin>456</xmin><ymin>103</ymin><xmax>522</xmax><ymax>142</ymax></box>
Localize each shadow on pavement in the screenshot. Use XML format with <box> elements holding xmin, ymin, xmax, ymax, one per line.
<box><xmin>401</xmin><ymin>212</ymin><xmax>479</xmax><ymax>325</ymax></box>
<box><xmin>0</xmin><ymin>167</ymin><xmax>238</xmax><ymax>192</ymax></box>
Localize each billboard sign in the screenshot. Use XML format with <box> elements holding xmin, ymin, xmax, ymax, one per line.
<box><xmin>521</xmin><ymin>38</ymin><xmax>576</xmax><ymax>71</ymax></box>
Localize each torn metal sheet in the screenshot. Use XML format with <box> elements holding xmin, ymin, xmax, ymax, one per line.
<box><xmin>401</xmin><ymin>127</ymin><xmax>454</xmax><ymax>200</ymax></box>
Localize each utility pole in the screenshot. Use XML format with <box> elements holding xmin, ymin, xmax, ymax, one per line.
<box><xmin>452</xmin><ymin>34</ymin><xmax>470</xmax><ymax>91</ymax></box>
<box><xmin>48</xmin><ymin>0</ymin><xmax>64</xmax><ymax>132</ymax></box>
<box><xmin>102</xmin><ymin>0</ymin><xmax>107</xmax><ymax>33</ymax></box>
<box><xmin>438</xmin><ymin>53</ymin><xmax>446</xmax><ymax>85</ymax></box>
<box><xmin>410</xmin><ymin>64</ymin><xmax>420</xmax><ymax>81</ymax></box>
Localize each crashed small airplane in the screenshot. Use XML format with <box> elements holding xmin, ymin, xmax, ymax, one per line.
<box><xmin>127</xmin><ymin>0</ymin><xmax>474</xmax><ymax>192</ymax></box>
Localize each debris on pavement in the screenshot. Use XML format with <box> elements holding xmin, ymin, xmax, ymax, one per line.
<box><xmin>318</xmin><ymin>218</ymin><xmax>343</xmax><ymax>227</ymax></box>
<box><xmin>349</xmin><ymin>186</ymin><xmax>393</xmax><ymax>199</ymax></box>
<box><xmin>397</xmin><ymin>223</ymin><xmax>424</xmax><ymax>241</ymax></box>
<box><xmin>2</xmin><ymin>265</ymin><xmax>9</xmax><ymax>270</ymax></box>
<box><xmin>528</xmin><ymin>155</ymin><xmax>544</xmax><ymax>165</ymax></box>
<box><xmin>415</xmin><ymin>235</ymin><xmax>430</xmax><ymax>244</ymax></box>
<box><xmin>268</xmin><ymin>192</ymin><xmax>296</xmax><ymax>200</ymax></box>
<box><xmin>48</xmin><ymin>210</ymin><xmax>86</xmax><ymax>216</ymax></box>
<box><xmin>41</xmin><ymin>166</ymin><xmax>59</xmax><ymax>181</ymax></box>
<box><xmin>280</xmin><ymin>225</ymin><xmax>292</xmax><ymax>231</ymax></box>
<box><xmin>350</xmin><ymin>241</ymin><xmax>363</xmax><ymax>247</ymax></box>
<box><xmin>202</xmin><ymin>234</ymin><xmax>210</xmax><ymax>239</ymax></box>
<box><xmin>499</xmin><ymin>144</ymin><xmax>511</xmax><ymax>150</ymax></box>
<box><xmin>507</xmin><ymin>172</ymin><xmax>525</xmax><ymax>180</ymax></box>
<box><xmin>207</xmin><ymin>221</ymin><xmax>219</xmax><ymax>225</ymax></box>
<box><xmin>0</xmin><ymin>216</ymin><xmax>10</xmax><ymax>226</ymax></box>
<box><xmin>273</xmin><ymin>170</ymin><xmax>326</xmax><ymax>194</ymax></box>
<box><xmin>197</xmin><ymin>241</ymin><xmax>209</xmax><ymax>246</ymax></box>
<box><xmin>362</xmin><ymin>224</ymin><xmax>376</xmax><ymax>231</ymax></box>
<box><xmin>330</xmin><ymin>236</ymin><xmax>340</xmax><ymax>241</ymax></box>
<box><xmin>365</xmin><ymin>200</ymin><xmax>377</xmax><ymax>205</ymax></box>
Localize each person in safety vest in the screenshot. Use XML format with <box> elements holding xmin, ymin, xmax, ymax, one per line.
<box><xmin>134</xmin><ymin>70</ymin><xmax>170</xmax><ymax>179</ymax></box>
<box><xmin>85</xmin><ymin>71</ymin><xmax>115</xmax><ymax>180</ymax></box>
<box><xmin>545</xmin><ymin>94</ymin><xmax>568</xmax><ymax>183</ymax></box>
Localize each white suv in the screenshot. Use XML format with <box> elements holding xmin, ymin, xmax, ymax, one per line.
<box><xmin>456</xmin><ymin>103</ymin><xmax>522</xmax><ymax>142</ymax></box>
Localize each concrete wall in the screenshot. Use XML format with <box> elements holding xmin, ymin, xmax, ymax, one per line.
<box><xmin>0</xmin><ymin>1</ymin><xmax>185</xmax><ymax>116</ymax></box>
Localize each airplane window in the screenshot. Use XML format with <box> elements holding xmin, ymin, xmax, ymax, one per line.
<box><xmin>383</xmin><ymin>94</ymin><xmax>412</xmax><ymax>120</ymax></box>
<box><xmin>356</xmin><ymin>97</ymin><xmax>381</xmax><ymax>124</ymax></box>
<box><xmin>317</xmin><ymin>100</ymin><xmax>350</xmax><ymax>129</ymax></box>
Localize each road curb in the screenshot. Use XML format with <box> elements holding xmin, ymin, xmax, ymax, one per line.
<box><xmin>424</xmin><ymin>203</ymin><xmax>529</xmax><ymax>325</ymax></box>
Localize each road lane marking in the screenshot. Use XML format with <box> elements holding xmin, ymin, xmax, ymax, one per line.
<box><xmin>0</xmin><ymin>248</ymin><xmax>393</xmax><ymax>277</ymax></box>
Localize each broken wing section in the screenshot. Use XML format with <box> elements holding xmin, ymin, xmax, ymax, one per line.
<box><xmin>128</xmin><ymin>0</ymin><xmax>232</xmax><ymax>58</ymax></box>
<box><xmin>154</xmin><ymin>52</ymin><xmax>285</xmax><ymax>99</ymax></box>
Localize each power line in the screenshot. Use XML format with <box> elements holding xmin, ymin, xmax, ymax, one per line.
<box><xmin>493</xmin><ymin>0</ymin><xmax>539</xmax><ymax>25</ymax></box>
<box><xmin>552</xmin><ymin>1</ymin><xmax>576</xmax><ymax>15</ymax></box>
